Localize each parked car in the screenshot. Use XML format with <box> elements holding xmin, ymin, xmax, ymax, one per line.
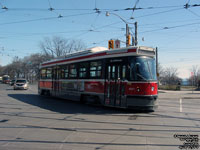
<box><xmin>13</xmin><ymin>79</ymin><xmax>29</xmax><ymax>90</ymax></box>
<box><xmin>10</xmin><ymin>79</ymin><xmax>16</xmax><ymax>86</ymax></box>
<box><xmin>0</xmin><ymin>76</ymin><xmax>2</xmax><ymax>83</ymax></box>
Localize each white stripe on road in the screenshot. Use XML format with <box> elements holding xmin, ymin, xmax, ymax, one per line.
<box><xmin>180</xmin><ymin>98</ymin><xmax>182</xmax><ymax>112</ymax></box>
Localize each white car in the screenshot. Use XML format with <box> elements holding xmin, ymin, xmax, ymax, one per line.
<box><xmin>14</xmin><ymin>79</ymin><xmax>29</xmax><ymax>90</ymax></box>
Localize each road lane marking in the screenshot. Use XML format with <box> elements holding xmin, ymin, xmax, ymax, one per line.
<box><xmin>59</xmin><ymin>131</ymin><xmax>76</xmax><ymax>149</ymax></box>
<box><xmin>2</xmin><ymin>128</ymin><xmax>25</xmax><ymax>147</ymax></box>
<box><xmin>180</xmin><ymin>98</ymin><xmax>182</xmax><ymax>112</ymax></box>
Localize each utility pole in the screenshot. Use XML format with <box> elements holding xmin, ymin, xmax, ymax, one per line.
<box><xmin>126</xmin><ymin>24</ymin><xmax>130</xmax><ymax>47</ymax></box>
<box><xmin>132</xmin><ymin>36</ymin><xmax>135</xmax><ymax>46</ymax></box>
<box><xmin>135</xmin><ymin>22</ymin><xmax>138</xmax><ymax>46</ymax></box>
<box><xmin>156</xmin><ymin>47</ymin><xmax>158</xmax><ymax>77</ymax></box>
<box><xmin>106</xmin><ymin>12</ymin><xmax>138</xmax><ymax>47</ymax></box>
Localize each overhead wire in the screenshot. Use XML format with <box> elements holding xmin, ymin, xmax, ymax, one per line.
<box><xmin>47</xmin><ymin>0</ymin><xmax>63</xmax><ymax>17</ymax></box>
<box><xmin>0</xmin><ymin>10</ymin><xmax>7</xmax><ymax>13</ymax></box>
<box><xmin>90</xmin><ymin>13</ymin><xmax>101</xmax><ymax>30</ymax></box>
<box><xmin>138</xmin><ymin>18</ymin><xmax>200</xmax><ymax>27</ymax></box>
<box><xmin>89</xmin><ymin>34</ymin><xmax>125</xmax><ymax>47</ymax></box>
<box><xmin>139</xmin><ymin>20</ymin><xmax>200</xmax><ymax>34</ymax></box>
<box><xmin>89</xmin><ymin>0</ymin><xmax>101</xmax><ymax>30</ymax></box>
<box><xmin>186</xmin><ymin>9</ymin><xmax>200</xmax><ymax>18</ymax></box>
<box><xmin>0</xmin><ymin>1</ymin><xmax>8</xmax><ymax>10</ymax></box>
<box><xmin>0</xmin><ymin>29</ymin><xmax>94</xmax><ymax>39</ymax></box>
<box><xmin>0</xmin><ymin>7</ymin><xmax>198</xmax><ymax>40</ymax></box>
<box><xmin>47</xmin><ymin>0</ymin><xmax>53</xmax><ymax>10</ymax></box>
<box><xmin>135</xmin><ymin>7</ymin><xmax>184</xmax><ymax>19</ymax></box>
<box><xmin>0</xmin><ymin>4</ymin><xmax>185</xmax><ymax>12</ymax></box>
<box><xmin>0</xmin><ymin>2</ymin><xmax>195</xmax><ymax>29</ymax></box>
<box><xmin>0</xmin><ymin>2</ymin><xmax>199</xmax><ymax>44</ymax></box>
<box><xmin>0</xmin><ymin>12</ymin><xmax>96</xmax><ymax>26</ymax></box>
<box><xmin>92</xmin><ymin>7</ymin><xmax>185</xmax><ymax>34</ymax></box>
<box><xmin>130</xmin><ymin>0</ymin><xmax>140</xmax><ymax>19</ymax></box>
<box><xmin>163</xmin><ymin>21</ymin><xmax>200</xmax><ymax>30</ymax></box>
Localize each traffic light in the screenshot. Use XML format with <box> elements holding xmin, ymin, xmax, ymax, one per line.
<box><xmin>108</xmin><ymin>40</ymin><xmax>114</xmax><ymax>49</ymax></box>
<box><xmin>126</xmin><ymin>34</ymin><xmax>131</xmax><ymax>46</ymax></box>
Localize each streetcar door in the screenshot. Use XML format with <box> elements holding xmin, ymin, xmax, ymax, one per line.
<box><xmin>105</xmin><ymin>63</ymin><xmax>122</xmax><ymax>107</ymax></box>
<box><xmin>52</xmin><ymin>67</ymin><xmax>59</xmax><ymax>96</ymax></box>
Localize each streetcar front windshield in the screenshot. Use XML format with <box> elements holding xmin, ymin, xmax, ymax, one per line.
<box><xmin>3</xmin><ymin>76</ymin><xmax>9</xmax><ymax>80</ymax></box>
<box><xmin>129</xmin><ymin>56</ymin><xmax>157</xmax><ymax>81</ymax></box>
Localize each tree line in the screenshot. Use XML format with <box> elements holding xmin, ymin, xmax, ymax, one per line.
<box><xmin>158</xmin><ymin>64</ymin><xmax>181</xmax><ymax>86</ymax></box>
<box><xmin>158</xmin><ymin>63</ymin><xmax>200</xmax><ymax>88</ymax></box>
<box><xmin>0</xmin><ymin>36</ymin><xmax>86</xmax><ymax>82</ymax></box>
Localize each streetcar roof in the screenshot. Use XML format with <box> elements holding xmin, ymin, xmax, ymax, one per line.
<box><xmin>40</xmin><ymin>46</ymin><xmax>155</xmax><ymax>68</ymax></box>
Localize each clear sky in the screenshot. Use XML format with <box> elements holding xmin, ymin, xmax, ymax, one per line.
<box><xmin>0</xmin><ymin>0</ymin><xmax>200</xmax><ymax>78</ymax></box>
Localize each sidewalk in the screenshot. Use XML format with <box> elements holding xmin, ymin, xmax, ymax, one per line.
<box><xmin>158</xmin><ymin>89</ymin><xmax>200</xmax><ymax>99</ymax></box>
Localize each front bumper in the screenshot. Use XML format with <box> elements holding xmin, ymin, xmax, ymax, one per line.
<box><xmin>14</xmin><ymin>85</ymin><xmax>28</xmax><ymax>90</ymax></box>
<box><xmin>126</xmin><ymin>95</ymin><xmax>158</xmax><ymax>110</ymax></box>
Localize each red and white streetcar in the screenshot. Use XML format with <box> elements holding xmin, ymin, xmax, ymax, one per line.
<box><xmin>38</xmin><ymin>46</ymin><xmax>158</xmax><ymax>111</ymax></box>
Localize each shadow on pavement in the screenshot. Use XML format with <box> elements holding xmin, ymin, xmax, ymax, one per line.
<box><xmin>8</xmin><ymin>94</ymin><xmax>146</xmax><ymax>114</ymax></box>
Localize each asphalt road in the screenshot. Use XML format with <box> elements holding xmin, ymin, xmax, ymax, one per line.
<box><xmin>0</xmin><ymin>83</ymin><xmax>200</xmax><ymax>150</ymax></box>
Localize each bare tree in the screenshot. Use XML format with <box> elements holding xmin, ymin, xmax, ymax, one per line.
<box><xmin>67</xmin><ymin>39</ymin><xmax>86</xmax><ymax>53</ymax></box>
<box><xmin>157</xmin><ymin>63</ymin><xmax>164</xmax><ymax>80</ymax></box>
<box><xmin>9</xmin><ymin>56</ymin><xmax>23</xmax><ymax>78</ymax></box>
<box><xmin>189</xmin><ymin>65</ymin><xmax>200</xmax><ymax>86</ymax></box>
<box><xmin>25</xmin><ymin>53</ymin><xmax>50</xmax><ymax>81</ymax></box>
<box><xmin>159</xmin><ymin>66</ymin><xmax>180</xmax><ymax>85</ymax></box>
<box><xmin>0</xmin><ymin>65</ymin><xmax>5</xmax><ymax>76</ymax></box>
<box><xmin>39</xmin><ymin>36</ymin><xmax>86</xmax><ymax>58</ymax></box>
<box><xmin>165</xmin><ymin>67</ymin><xmax>179</xmax><ymax>84</ymax></box>
<box><xmin>1</xmin><ymin>53</ymin><xmax>51</xmax><ymax>82</ymax></box>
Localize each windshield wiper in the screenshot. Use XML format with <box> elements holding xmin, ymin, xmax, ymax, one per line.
<box><xmin>137</xmin><ymin>73</ymin><xmax>148</xmax><ymax>81</ymax></box>
<box><xmin>147</xmin><ymin>61</ymin><xmax>153</xmax><ymax>79</ymax></box>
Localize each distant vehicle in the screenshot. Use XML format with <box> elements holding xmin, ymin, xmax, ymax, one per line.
<box><xmin>10</xmin><ymin>79</ymin><xmax>16</xmax><ymax>86</ymax></box>
<box><xmin>2</xmin><ymin>75</ymin><xmax>10</xmax><ymax>84</ymax></box>
<box><xmin>0</xmin><ymin>76</ymin><xmax>2</xmax><ymax>83</ymax></box>
<box><xmin>38</xmin><ymin>46</ymin><xmax>158</xmax><ymax>111</ymax></box>
<box><xmin>13</xmin><ymin>79</ymin><xmax>29</xmax><ymax>90</ymax></box>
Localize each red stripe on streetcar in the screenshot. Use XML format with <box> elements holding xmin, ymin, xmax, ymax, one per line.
<box><xmin>125</xmin><ymin>82</ymin><xmax>158</xmax><ymax>95</ymax></box>
<box><xmin>85</xmin><ymin>81</ymin><xmax>104</xmax><ymax>93</ymax></box>
<box><xmin>128</xmin><ymin>48</ymin><xmax>137</xmax><ymax>52</ymax></box>
<box><xmin>39</xmin><ymin>81</ymin><xmax>52</xmax><ymax>88</ymax></box>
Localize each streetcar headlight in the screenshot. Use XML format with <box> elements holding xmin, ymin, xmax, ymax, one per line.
<box><xmin>151</xmin><ymin>86</ymin><xmax>154</xmax><ymax>91</ymax></box>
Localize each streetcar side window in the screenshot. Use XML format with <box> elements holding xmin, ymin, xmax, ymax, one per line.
<box><xmin>79</xmin><ymin>62</ymin><xmax>88</xmax><ymax>78</ymax></box>
<box><xmin>90</xmin><ymin>61</ymin><xmax>102</xmax><ymax>78</ymax></box>
<box><xmin>122</xmin><ymin>65</ymin><xmax>126</xmax><ymax>80</ymax></box>
<box><xmin>41</xmin><ymin>69</ymin><xmax>46</xmax><ymax>79</ymax></box>
<box><xmin>60</xmin><ymin>67</ymin><xmax>64</xmax><ymax>79</ymax></box>
<box><xmin>111</xmin><ymin>66</ymin><xmax>116</xmax><ymax>79</ymax></box>
<box><xmin>108</xmin><ymin>66</ymin><xmax>111</xmax><ymax>79</ymax></box>
<box><xmin>69</xmin><ymin>64</ymin><xmax>77</xmax><ymax>78</ymax></box>
<box><xmin>61</xmin><ymin>65</ymin><xmax>69</xmax><ymax>79</ymax></box>
<box><xmin>46</xmin><ymin>68</ymin><xmax>52</xmax><ymax>79</ymax></box>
